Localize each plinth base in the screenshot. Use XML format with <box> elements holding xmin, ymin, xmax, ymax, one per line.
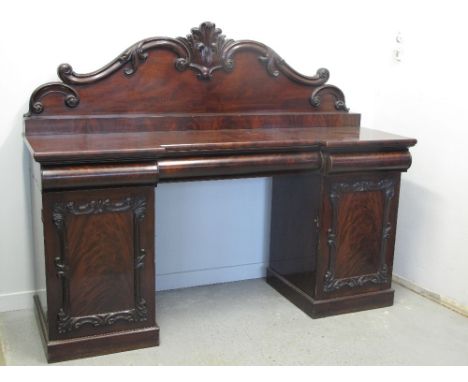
<box><xmin>34</xmin><ymin>295</ymin><xmax>159</xmax><ymax>363</ymax></box>
<box><xmin>266</xmin><ymin>268</ymin><xmax>394</xmax><ymax>318</ymax></box>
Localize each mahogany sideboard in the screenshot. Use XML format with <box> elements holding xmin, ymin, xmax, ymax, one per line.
<box><xmin>23</xmin><ymin>22</ymin><xmax>417</xmax><ymax>363</ymax></box>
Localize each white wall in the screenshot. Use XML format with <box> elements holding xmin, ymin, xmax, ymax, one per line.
<box><xmin>155</xmin><ymin>179</ymin><xmax>271</xmax><ymax>291</ymax></box>
<box><xmin>373</xmin><ymin>3</ymin><xmax>468</xmax><ymax>311</ymax></box>
<box><xmin>0</xmin><ymin>0</ymin><xmax>467</xmax><ymax>311</ymax></box>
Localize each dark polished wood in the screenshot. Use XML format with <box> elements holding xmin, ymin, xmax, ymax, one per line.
<box><xmin>34</xmin><ymin>296</ymin><xmax>159</xmax><ymax>363</ymax></box>
<box><xmin>41</xmin><ymin>186</ymin><xmax>157</xmax><ymax>340</ymax></box>
<box><xmin>41</xmin><ymin>162</ymin><xmax>159</xmax><ymax>190</ymax></box>
<box><xmin>266</xmin><ymin>268</ymin><xmax>394</xmax><ymax>318</ymax></box>
<box><xmin>23</xmin><ymin>21</ymin><xmax>416</xmax><ymax>362</ymax></box>
<box><xmin>24</xmin><ymin>113</ymin><xmax>361</xmax><ymax>135</ymax></box>
<box><xmin>25</xmin><ymin>127</ymin><xmax>415</xmax><ymax>165</ymax></box>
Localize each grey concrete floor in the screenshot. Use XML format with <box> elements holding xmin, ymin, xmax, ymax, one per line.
<box><xmin>0</xmin><ymin>280</ymin><xmax>467</xmax><ymax>365</ymax></box>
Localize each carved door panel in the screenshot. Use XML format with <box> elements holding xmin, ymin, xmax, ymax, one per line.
<box><xmin>42</xmin><ymin>186</ymin><xmax>155</xmax><ymax>340</ymax></box>
<box><xmin>316</xmin><ymin>172</ymin><xmax>401</xmax><ymax>299</ymax></box>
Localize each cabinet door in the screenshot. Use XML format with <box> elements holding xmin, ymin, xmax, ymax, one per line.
<box><xmin>42</xmin><ymin>186</ymin><xmax>155</xmax><ymax>340</ymax></box>
<box><xmin>316</xmin><ymin>172</ymin><xmax>401</xmax><ymax>299</ymax></box>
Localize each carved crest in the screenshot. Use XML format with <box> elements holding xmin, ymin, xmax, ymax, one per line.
<box><xmin>182</xmin><ymin>22</ymin><xmax>231</xmax><ymax>67</ymax></box>
<box><xmin>27</xmin><ymin>21</ymin><xmax>349</xmax><ymax>114</ymax></box>
<box><xmin>173</xmin><ymin>21</ymin><xmax>234</xmax><ymax>79</ymax></box>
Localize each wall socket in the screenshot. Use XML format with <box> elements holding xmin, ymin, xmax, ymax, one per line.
<box><xmin>393</xmin><ymin>31</ymin><xmax>403</xmax><ymax>62</ymax></box>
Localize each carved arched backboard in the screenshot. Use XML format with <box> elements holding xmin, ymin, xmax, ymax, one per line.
<box><xmin>27</xmin><ymin>22</ymin><xmax>351</xmax><ymax>118</ymax></box>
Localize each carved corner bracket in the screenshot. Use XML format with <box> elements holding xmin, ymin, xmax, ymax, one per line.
<box><xmin>310</xmin><ymin>85</ymin><xmax>349</xmax><ymax>111</ymax></box>
<box><xmin>27</xmin><ymin>82</ymin><xmax>80</xmax><ymax>116</ymax></box>
<box><xmin>323</xmin><ymin>179</ymin><xmax>395</xmax><ymax>293</ymax></box>
<box><xmin>52</xmin><ymin>196</ymin><xmax>148</xmax><ymax>334</ymax></box>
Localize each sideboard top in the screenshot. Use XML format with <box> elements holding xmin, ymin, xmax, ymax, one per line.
<box><xmin>24</xmin><ymin>21</ymin><xmax>416</xmax><ymax>165</ymax></box>
<box><xmin>25</xmin><ymin>127</ymin><xmax>417</xmax><ymax>165</ymax></box>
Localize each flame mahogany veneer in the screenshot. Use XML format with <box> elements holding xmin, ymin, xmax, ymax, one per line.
<box><xmin>24</xmin><ymin>22</ymin><xmax>416</xmax><ymax>362</ymax></box>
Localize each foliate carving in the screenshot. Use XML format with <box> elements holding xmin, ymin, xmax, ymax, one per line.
<box><xmin>57</xmin><ymin>300</ymin><xmax>147</xmax><ymax>334</ymax></box>
<box><xmin>323</xmin><ymin>179</ymin><xmax>395</xmax><ymax>293</ymax></box>
<box><xmin>310</xmin><ymin>85</ymin><xmax>349</xmax><ymax>111</ymax></box>
<box><xmin>330</xmin><ymin>179</ymin><xmax>395</xmax><ymax>195</ymax></box>
<box><xmin>54</xmin><ymin>257</ymin><xmax>68</xmax><ymax>278</ymax></box>
<box><xmin>222</xmin><ymin>39</ymin><xmax>329</xmax><ymax>86</ymax></box>
<box><xmin>57</xmin><ymin>38</ymin><xmax>189</xmax><ymax>84</ymax></box>
<box><xmin>55</xmin><ymin>21</ymin><xmax>332</xmax><ymax>84</ymax></box>
<box><xmin>132</xmin><ymin>197</ymin><xmax>147</xmax><ymax>221</ymax></box>
<box><xmin>118</xmin><ymin>46</ymin><xmax>148</xmax><ymax>76</ymax></box>
<box><xmin>324</xmin><ymin>265</ymin><xmax>389</xmax><ymax>292</ymax></box>
<box><xmin>177</xmin><ymin>21</ymin><xmax>233</xmax><ymax>78</ymax></box>
<box><xmin>383</xmin><ymin>222</ymin><xmax>392</xmax><ymax>239</ymax></box>
<box><xmin>28</xmin><ymin>82</ymin><xmax>80</xmax><ymax>115</ymax></box>
<box><xmin>52</xmin><ymin>197</ymin><xmax>140</xmax><ymax>218</ymax></box>
<box><xmin>52</xmin><ymin>196</ymin><xmax>149</xmax><ymax>334</ymax></box>
<box><xmin>258</xmin><ymin>50</ymin><xmax>282</xmax><ymax>77</ymax></box>
<box><xmin>29</xmin><ymin>22</ymin><xmax>347</xmax><ymax>112</ymax></box>
<box><xmin>187</xmin><ymin>22</ymin><xmax>226</xmax><ymax>66</ymax></box>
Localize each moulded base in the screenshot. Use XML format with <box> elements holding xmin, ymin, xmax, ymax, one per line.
<box><xmin>266</xmin><ymin>268</ymin><xmax>394</xmax><ymax>318</ymax></box>
<box><xmin>33</xmin><ymin>295</ymin><xmax>159</xmax><ymax>363</ymax></box>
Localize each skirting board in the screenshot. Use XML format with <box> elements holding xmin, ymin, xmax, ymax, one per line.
<box><xmin>2</xmin><ymin>270</ymin><xmax>466</xmax><ymax>316</ymax></box>
<box><xmin>0</xmin><ymin>289</ymin><xmax>38</xmax><ymax>313</ymax></box>
<box><xmin>0</xmin><ymin>263</ymin><xmax>267</xmax><ymax>312</ymax></box>
<box><xmin>156</xmin><ymin>262</ymin><xmax>267</xmax><ymax>291</ymax></box>
<box><xmin>392</xmin><ymin>274</ymin><xmax>468</xmax><ymax>317</ymax></box>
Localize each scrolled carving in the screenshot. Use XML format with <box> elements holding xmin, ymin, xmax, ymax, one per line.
<box><xmin>324</xmin><ymin>265</ymin><xmax>389</xmax><ymax>292</ymax></box>
<box><xmin>57</xmin><ymin>197</ymin><xmax>138</xmax><ymax>216</ymax></box>
<box><xmin>132</xmin><ymin>196</ymin><xmax>147</xmax><ymax>221</ymax></box>
<box><xmin>175</xmin><ymin>21</ymin><xmax>233</xmax><ymax>80</ymax></box>
<box><xmin>183</xmin><ymin>21</ymin><xmax>231</xmax><ymax>67</ymax></box>
<box><xmin>54</xmin><ymin>257</ymin><xmax>68</xmax><ymax>278</ymax></box>
<box><xmin>57</xmin><ymin>300</ymin><xmax>148</xmax><ymax>334</ymax></box>
<box><xmin>330</xmin><ymin>179</ymin><xmax>394</xmax><ymax>194</ymax></box>
<box><xmin>28</xmin><ymin>82</ymin><xmax>80</xmax><ymax>115</ymax></box>
<box><xmin>52</xmin><ymin>204</ymin><xmax>66</xmax><ymax>230</ymax></box>
<box><xmin>317</xmin><ymin>67</ymin><xmax>330</xmax><ymax>81</ymax></box>
<box><xmin>175</xmin><ymin>57</ymin><xmax>190</xmax><ymax>72</ymax></box>
<box><xmin>310</xmin><ymin>84</ymin><xmax>349</xmax><ymax>111</ymax></box>
<box><xmin>54</xmin><ymin>21</ymin><xmax>332</xmax><ymax>84</ymax></box>
<box><xmin>258</xmin><ymin>50</ymin><xmax>283</xmax><ymax>77</ymax></box>
<box><xmin>118</xmin><ymin>43</ymin><xmax>148</xmax><ymax>76</ymax></box>
<box><xmin>52</xmin><ymin>196</ymin><xmax>149</xmax><ymax>334</ymax></box>
<box><xmin>223</xmin><ymin>39</ymin><xmax>329</xmax><ymax>86</ymax></box>
<box><xmin>323</xmin><ymin>178</ymin><xmax>395</xmax><ymax>293</ymax></box>
<box><xmin>57</xmin><ymin>38</ymin><xmax>190</xmax><ymax>84</ymax></box>
<box><xmin>28</xmin><ymin>22</ymin><xmax>347</xmax><ymax>113</ymax></box>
